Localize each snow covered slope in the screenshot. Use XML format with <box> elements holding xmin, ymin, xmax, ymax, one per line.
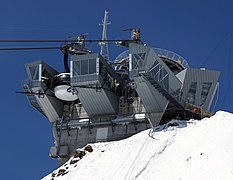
<box><xmin>43</xmin><ymin>111</ymin><xmax>233</xmax><ymax>180</ymax></box>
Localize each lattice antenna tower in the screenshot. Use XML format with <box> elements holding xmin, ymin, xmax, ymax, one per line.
<box><xmin>99</xmin><ymin>10</ymin><xmax>111</xmax><ymax>61</ymax></box>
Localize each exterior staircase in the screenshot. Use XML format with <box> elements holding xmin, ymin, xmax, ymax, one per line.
<box><xmin>141</xmin><ymin>72</ymin><xmax>184</xmax><ymax>110</ymax></box>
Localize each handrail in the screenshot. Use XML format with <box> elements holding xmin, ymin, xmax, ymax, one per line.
<box><xmin>153</xmin><ymin>48</ymin><xmax>189</xmax><ymax>68</ymax></box>
<box><xmin>114</xmin><ymin>48</ymin><xmax>189</xmax><ymax>69</ymax></box>
<box><xmin>114</xmin><ymin>50</ymin><xmax>130</xmax><ymax>63</ymax></box>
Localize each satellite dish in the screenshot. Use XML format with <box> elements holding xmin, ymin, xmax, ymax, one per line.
<box><xmin>54</xmin><ymin>85</ymin><xmax>78</xmax><ymax>101</ymax></box>
<box><xmin>53</xmin><ymin>73</ymin><xmax>78</xmax><ymax>101</ymax></box>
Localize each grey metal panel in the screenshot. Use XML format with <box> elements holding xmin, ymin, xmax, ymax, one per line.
<box><xmin>176</xmin><ymin>69</ymin><xmax>187</xmax><ymax>84</ymax></box>
<box><xmin>71</xmin><ymin>53</ymin><xmax>99</xmax><ymax>61</ymax></box>
<box><xmin>99</xmin><ymin>55</ymin><xmax>125</xmax><ymax>86</ymax></box>
<box><xmin>75</xmin><ymin>87</ymin><xmax>118</xmax><ymax>116</ymax></box>
<box><xmin>129</xmin><ymin>43</ymin><xmax>182</xmax><ymax>91</ymax></box>
<box><xmin>133</xmin><ymin>76</ymin><xmax>168</xmax><ymax>113</ymax></box>
<box><xmin>24</xmin><ymin>61</ymin><xmax>63</xmax><ymax>122</ymax></box>
<box><xmin>32</xmin><ymin>86</ymin><xmax>63</xmax><ymax>122</ymax></box>
<box><xmin>55</xmin><ymin>117</ymin><xmax>151</xmax><ymax>157</ymax></box>
<box><xmin>71</xmin><ymin>53</ymin><xmax>124</xmax><ymax>86</ymax></box>
<box><xmin>129</xmin><ymin>43</ymin><xmax>181</xmax><ymax>117</ymax></box>
<box><xmin>70</xmin><ymin>53</ymin><xmax>120</xmax><ymax>116</ymax></box>
<box><xmin>149</xmin><ymin>112</ymin><xmax>168</xmax><ymax>127</ymax></box>
<box><xmin>25</xmin><ymin>61</ymin><xmax>59</xmax><ymax>80</ymax></box>
<box><xmin>71</xmin><ymin>74</ymin><xmax>100</xmax><ymax>85</ymax></box>
<box><xmin>129</xmin><ymin>43</ymin><xmax>150</xmax><ymax>54</ymax></box>
<box><xmin>148</xmin><ymin>47</ymin><xmax>182</xmax><ymax>90</ymax></box>
<box><xmin>208</xmin><ymin>82</ymin><xmax>219</xmax><ymax>111</ymax></box>
<box><xmin>180</xmin><ymin>68</ymin><xmax>220</xmax><ymax>110</ymax></box>
<box><xmin>41</xmin><ymin>61</ymin><xmax>59</xmax><ymax>76</ymax></box>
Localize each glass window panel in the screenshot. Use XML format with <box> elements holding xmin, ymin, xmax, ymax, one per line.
<box><xmin>132</xmin><ymin>53</ymin><xmax>146</xmax><ymax>70</ymax></box>
<box><xmin>159</xmin><ymin>68</ymin><xmax>163</xmax><ymax>81</ymax></box>
<box><xmin>209</xmin><ymin>84</ymin><xmax>219</xmax><ymax>112</ymax></box>
<box><xmin>187</xmin><ymin>82</ymin><xmax>197</xmax><ymax>104</ymax></box>
<box><xmin>159</xmin><ymin>68</ymin><xmax>168</xmax><ymax>82</ymax></box>
<box><xmin>162</xmin><ymin>75</ymin><xmax>169</xmax><ymax>91</ymax></box>
<box><xmin>29</xmin><ymin>65</ymin><xmax>39</xmax><ymax>80</ymax></box>
<box><xmin>89</xmin><ymin>59</ymin><xmax>96</xmax><ymax>74</ymax></box>
<box><xmin>41</xmin><ymin>68</ymin><xmax>50</xmax><ymax>78</ymax></box>
<box><xmin>81</xmin><ymin>60</ymin><xmax>88</xmax><ymax>75</ymax></box>
<box><xmin>132</xmin><ymin>54</ymin><xmax>139</xmax><ymax>69</ymax></box>
<box><xmin>151</xmin><ymin>60</ymin><xmax>159</xmax><ymax>68</ymax></box>
<box><xmin>138</xmin><ymin>53</ymin><xmax>146</xmax><ymax>60</ymax></box>
<box><xmin>150</xmin><ymin>64</ymin><xmax>160</xmax><ymax>80</ymax></box>
<box><xmin>200</xmin><ymin>82</ymin><xmax>212</xmax><ymax>106</ymax></box>
<box><xmin>73</xmin><ymin>61</ymin><xmax>81</xmax><ymax>76</ymax></box>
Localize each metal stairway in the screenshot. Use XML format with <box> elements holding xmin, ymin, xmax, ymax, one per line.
<box><xmin>23</xmin><ymin>84</ymin><xmax>47</xmax><ymax>117</ymax></box>
<box><xmin>141</xmin><ymin>72</ymin><xmax>184</xmax><ymax>110</ymax></box>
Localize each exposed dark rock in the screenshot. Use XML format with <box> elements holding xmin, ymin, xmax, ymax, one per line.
<box><xmin>51</xmin><ymin>173</ymin><xmax>56</xmax><ymax>177</ymax></box>
<box><xmin>70</xmin><ymin>159</ymin><xmax>79</xmax><ymax>165</ymax></box>
<box><xmin>84</xmin><ymin>145</ymin><xmax>93</xmax><ymax>153</ymax></box>
<box><xmin>58</xmin><ymin>169</ymin><xmax>66</xmax><ymax>174</ymax></box>
<box><xmin>62</xmin><ymin>171</ymin><xmax>68</xmax><ymax>176</ymax></box>
<box><xmin>57</xmin><ymin>169</ymin><xmax>66</xmax><ymax>177</ymax></box>
<box><xmin>73</xmin><ymin>150</ymin><xmax>86</xmax><ymax>159</ymax></box>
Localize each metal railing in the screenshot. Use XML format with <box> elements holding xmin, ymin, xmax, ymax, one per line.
<box><xmin>22</xmin><ymin>79</ymin><xmax>41</xmax><ymax>88</ymax></box>
<box><xmin>115</xmin><ymin>48</ymin><xmax>189</xmax><ymax>69</ymax></box>
<box><xmin>114</xmin><ymin>50</ymin><xmax>130</xmax><ymax>63</ymax></box>
<box><xmin>153</xmin><ymin>48</ymin><xmax>189</xmax><ymax>68</ymax></box>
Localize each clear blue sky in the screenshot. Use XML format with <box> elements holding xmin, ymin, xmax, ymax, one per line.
<box><xmin>0</xmin><ymin>0</ymin><xmax>233</xmax><ymax>179</ymax></box>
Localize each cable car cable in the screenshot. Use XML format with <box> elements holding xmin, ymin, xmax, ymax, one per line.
<box><xmin>0</xmin><ymin>39</ymin><xmax>134</xmax><ymax>43</ymax></box>
<box><xmin>0</xmin><ymin>46</ymin><xmax>61</xmax><ymax>51</ymax></box>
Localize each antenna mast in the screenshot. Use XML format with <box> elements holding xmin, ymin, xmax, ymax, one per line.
<box><xmin>99</xmin><ymin>10</ymin><xmax>111</xmax><ymax>61</ymax></box>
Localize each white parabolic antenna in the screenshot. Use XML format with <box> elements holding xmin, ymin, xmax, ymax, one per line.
<box><xmin>54</xmin><ymin>85</ymin><xmax>78</xmax><ymax>101</ymax></box>
<box><xmin>53</xmin><ymin>73</ymin><xmax>78</xmax><ymax>101</ymax></box>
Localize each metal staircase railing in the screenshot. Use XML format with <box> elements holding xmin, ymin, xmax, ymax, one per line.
<box><xmin>140</xmin><ymin>72</ymin><xmax>183</xmax><ymax>109</ymax></box>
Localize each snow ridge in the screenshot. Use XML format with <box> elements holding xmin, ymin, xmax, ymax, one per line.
<box><xmin>43</xmin><ymin>111</ymin><xmax>233</xmax><ymax>180</ymax></box>
<box><xmin>124</xmin><ymin>126</ymin><xmax>178</xmax><ymax>180</ymax></box>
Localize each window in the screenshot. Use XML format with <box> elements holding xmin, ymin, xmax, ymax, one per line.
<box><xmin>81</xmin><ymin>60</ymin><xmax>88</xmax><ymax>75</ymax></box>
<box><xmin>77</xmin><ymin>61</ymin><xmax>81</xmax><ymax>75</ymax></box>
<box><xmin>208</xmin><ymin>83</ymin><xmax>219</xmax><ymax>112</ymax></box>
<box><xmin>159</xmin><ymin>68</ymin><xmax>169</xmax><ymax>91</ymax></box>
<box><xmin>132</xmin><ymin>53</ymin><xmax>146</xmax><ymax>70</ymax></box>
<box><xmin>187</xmin><ymin>82</ymin><xmax>197</xmax><ymax>104</ymax></box>
<box><xmin>89</xmin><ymin>59</ymin><xmax>96</xmax><ymax>74</ymax></box>
<box><xmin>150</xmin><ymin>61</ymin><xmax>160</xmax><ymax>80</ymax></box>
<box><xmin>73</xmin><ymin>61</ymin><xmax>81</xmax><ymax>76</ymax></box>
<box><xmin>149</xmin><ymin>61</ymin><xmax>169</xmax><ymax>91</ymax></box>
<box><xmin>162</xmin><ymin>75</ymin><xmax>169</xmax><ymax>91</ymax></box>
<box><xmin>29</xmin><ymin>65</ymin><xmax>39</xmax><ymax>80</ymax></box>
<box><xmin>200</xmin><ymin>82</ymin><xmax>212</xmax><ymax>106</ymax></box>
<box><xmin>72</xmin><ymin>59</ymin><xmax>97</xmax><ymax>76</ymax></box>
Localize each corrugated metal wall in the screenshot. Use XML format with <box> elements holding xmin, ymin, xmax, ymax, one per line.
<box><xmin>180</xmin><ymin>68</ymin><xmax>220</xmax><ymax>110</ymax></box>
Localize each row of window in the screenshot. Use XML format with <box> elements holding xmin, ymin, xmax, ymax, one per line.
<box><xmin>28</xmin><ymin>58</ymin><xmax>98</xmax><ymax>81</ymax></box>
<box><xmin>186</xmin><ymin>82</ymin><xmax>212</xmax><ymax>106</ymax></box>
<box><xmin>72</xmin><ymin>58</ymin><xmax>97</xmax><ymax>76</ymax></box>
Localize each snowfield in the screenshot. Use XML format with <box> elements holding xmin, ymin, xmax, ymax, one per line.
<box><xmin>43</xmin><ymin>111</ymin><xmax>233</xmax><ymax>180</ymax></box>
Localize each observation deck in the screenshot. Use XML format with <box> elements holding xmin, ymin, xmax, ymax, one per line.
<box><xmin>115</xmin><ymin>48</ymin><xmax>189</xmax><ymax>74</ymax></box>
